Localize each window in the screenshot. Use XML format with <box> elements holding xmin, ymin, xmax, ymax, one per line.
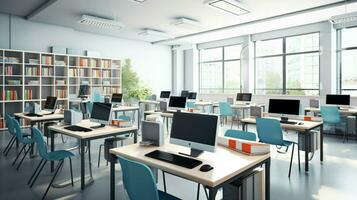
<box><xmin>199</xmin><ymin>44</ymin><xmax>242</xmax><ymax>93</ymax></box>
<box><xmin>337</xmin><ymin>27</ymin><xmax>357</xmax><ymax>96</ymax></box>
<box><xmin>254</xmin><ymin>33</ymin><xmax>320</xmax><ymax>95</ymax></box>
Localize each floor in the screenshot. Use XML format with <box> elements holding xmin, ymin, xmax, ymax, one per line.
<box><xmin>1</xmin><ymin>124</ymin><xmax>357</xmax><ymax>200</ymax></box>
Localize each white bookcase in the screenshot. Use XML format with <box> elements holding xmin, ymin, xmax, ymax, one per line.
<box><xmin>0</xmin><ymin>48</ymin><xmax>122</xmax><ymax>129</ymax></box>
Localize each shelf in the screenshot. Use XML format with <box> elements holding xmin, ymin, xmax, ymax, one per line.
<box><xmin>25</xmin><ymin>85</ymin><xmax>40</xmax><ymax>87</ymax></box>
<box><xmin>42</xmin><ymin>76</ymin><xmax>54</xmax><ymax>78</ymax></box>
<box><xmin>42</xmin><ymin>64</ymin><xmax>54</xmax><ymax>67</ymax></box>
<box><xmin>4</xmin><ymin>100</ymin><xmax>23</xmax><ymax>103</ymax></box>
<box><xmin>5</xmin><ymin>85</ymin><xmax>22</xmax><ymax>87</ymax></box>
<box><xmin>42</xmin><ymin>84</ymin><xmax>54</xmax><ymax>86</ymax></box>
<box><xmin>4</xmin><ymin>75</ymin><xmax>22</xmax><ymax>77</ymax></box>
<box><xmin>4</xmin><ymin>62</ymin><xmax>22</xmax><ymax>65</ymax></box>
<box><xmin>56</xmin><ymin>85</ymin><xmax>67</xmax><ymax>87</ymax></box>
<box><xmin>25</xmin><ymin>75</ymin><xmax>41</xmax><ymax>77</ymax></box>
<box><xmin>24</xmin><ymin>99</ymin><xmax>41</xmax><ymax>101</ymax></box>
<box><xmin>25</xmin><ymin>63</ymin><xmax>40</xmax><ymax>66</ymax></box>
<box><xmin>55</xmin><ymin>65</ymin><xmax>66</xmax><ymax>67</ymax></box>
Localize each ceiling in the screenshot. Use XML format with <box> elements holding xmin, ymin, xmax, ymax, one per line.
<box><xmin>0</xmin><ymin>0</ymin><xmax>352</xmax><ymax>44</ymax></box>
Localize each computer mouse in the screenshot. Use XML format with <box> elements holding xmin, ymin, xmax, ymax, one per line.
<box><xmin>199</xmin><ymin>164</ymin><xmax>214</xmax><ymax>172</ymax></box>
<box><xmin>298</xmin><ymin>122</ymin><xmax>304</xmax><ymax>125</ymax></box>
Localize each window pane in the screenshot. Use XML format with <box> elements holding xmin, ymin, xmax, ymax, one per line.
<box><xmin>286</xmin><ymin>53</ymin><xmax>319</xmax><ymax>96</ymax></box>
<box><xmin>200</xmin><ymin>48</ymin><xmax>222</xmax><ymax>62</ymax></box>
<box><xmin>255</xmin><ymin>56</ymin><xmax>283</xmax><ymax>94</ymax></box>
<box><xmin>224</xmin><ymin>61</ymin><xmax>240</xmax><ymax>93</ymax></box>
<box><xmin>256</xmin><ymin>39</ymin><xmax>283</xmax><ymax>57</ymax></box>
<box><xmin>342</xmin><ymin>90</ymin><xmax>357</xmax><ymax>96</ymax></box>
<box><xmin>286</xmin><ymin>33</ymin><xmax>319</xmax><ymax>53</ymax></box>
<box><xmin>224</xmin><ymin>45</ymin><xmax>242</xmax><ymax>60</ymax></box>
<box><xmin>342</xmin><ymin>27</ymin><xmax>357</xmax><ymax>48</ymax></box>
<box><xmin>200</xmin><ymin>62</ymin><xmax>223</xmax><ymax>93</ymax></box>
<box><xmin>341</xmin><ymin>49</ymin><xmax>357</xmax><ymax>90</ymax></box>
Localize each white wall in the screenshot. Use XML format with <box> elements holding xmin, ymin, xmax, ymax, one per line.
<box><xmin>0</xmin><ymin>13</ymin><xmax>172</xmax><ymax>95</ymax></box>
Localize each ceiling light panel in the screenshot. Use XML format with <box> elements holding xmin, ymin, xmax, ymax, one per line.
<box><xmin>130</xmin><ymin>0</ymin><xmax>147</xmax><ymax>3</ymax></box>
<box><xmin>171</xmin><ymin>18</ymin><xmax>206</xmax><ymax>30</ymax></box>
<box><xmin>206</xmin><ymin>0</ymin><xmax>250</xmax><ymax>16</ymax></box>
<box><xmin>78</xmin><ymin>15</ymin><xmax>125</xmax><ymax>30</ymax></box>
<box><xmin>138</xmin><ymin>29</ymin><xmax>173</xmax><ymax>39</ymax></box>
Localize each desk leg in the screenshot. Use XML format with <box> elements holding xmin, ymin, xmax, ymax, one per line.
<box><xmin>114</xmin><ymin>111</ymin><xmax>118</xmax><ymax>119</ymax></box>
<box><xmin>134</xmin><ymin>130</ymin><xmax>138</xmax><ymax>143</ymax></box>
<box><xmin>137</xmin><ymin>109</ymin><xmax>140</xmax><ymax>131</ymax></box>
<box><xmin>208</xmin><ymin>187</ymin><xmax>218</xmax><ymax>200</ymax></box>
<box><xmin>265</xmin><ymin>158</ymin><xmax>271</xmax><ymax>200</ymax></box>
<box><xmin>30</xmin><ymin>122</ymin><xmax>36</xmax><ymax>156</ymax></box>
<box><xmin>320</xmin><ymin>124</ymin><xmax>324</xmax><ymax>162</ymax></box>
<box><xmin>304</xmin><ymin>131</ymin><xmax>309</xmax><ymax>172</ymax></box>
<box><xmin>50</xmin><ymin>130</ymin><xmax>55</xmax><ymax>172</ymax></box>
<box><xmin>80</xmin><ymin>140</ymin><xmax>85</xmax><ymax>190</ymax></box>
<box><xmin>110</xmin><ymin>154</ymin><xmax>116</xmax><ymax>200</ymax></box>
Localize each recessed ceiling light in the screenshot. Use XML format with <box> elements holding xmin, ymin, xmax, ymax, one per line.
<box><xmin>171</xmin><ymin>18</ymin><xmax>206</xmax><ymax>30</ymax></box>
<box><xmin>130</xmin><ymin>0</ymin><xmax>147</xmax><ymax>3</ymax></box>
<box><xmin>206</xmin><ymin>0</ymin><xmax>250</xmax><ymax>16</ymax></box>
<box><xmin>78</xmin><ymin>15</ymin><xmax>125</xmax><ymax>30</ymax></box>
<box><xmin>138</xmin><ymin>29</ymin><xmax>173</xmax><ymax>39</ymax></box>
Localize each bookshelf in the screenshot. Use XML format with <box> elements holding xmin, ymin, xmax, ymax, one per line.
<box><xmin>0</xmin><ymin>48</ymin><xmax>122</xmax><ymax>130</ymax></box>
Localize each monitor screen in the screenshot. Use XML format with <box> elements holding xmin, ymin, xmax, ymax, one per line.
<box><xmin>111</xmin><ymin>93</ymin><xmax>122</xmax><ymax>103</ymax></box>
<box><xmin>79</xmin><ymin>85</ymin><xmax>89</xmax><ymax>97</ymax></box>
<box><xmin>90</xmin><ymin>102</ymin><xmax>112</xmax><ymax>123</ymax></box>
<box><xmin>160</xmin><ymin>91</ymin><xmax>171</xmax><ymax>98</ymax></box>
<box><xmin>44</xmin><ymin>96</ymin><xmax>57</xmax><ymax>110</ymax></box>
<box><xmin>268</xmin><ymin>99</ymin><xmax>300</xmax><ymax>115</ymax></box>
<box><xmin>188</xmin><ymin>92</ymin><xmax>197</xmax><ymax>100</ymax></box>
<box><xmin>181</xmin><ymin>90</ymin><xmax>189</xmax><ymax>98</ymax></box>
<box><xmin>236</xmin><ymin>93</ymin><xmax>252</xmax><ymax>101</ymax></box>
<box><xmin>168</xmin><ymin>96</ymin><xmax>186</xmax><ymax>109</ymax></box>
<box><xmin>170</xmin><ymin>112</ymin><xmax>218</xmax><ymax>152</ymax></box>
<box><xmin>326</xmin><ymin>94</ymin><xmax>350</xmax><ymax>105</ymax></box>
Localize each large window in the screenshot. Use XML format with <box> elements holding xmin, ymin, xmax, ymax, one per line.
<box><xmin>199</xmin><ymin>44</ymin><xmax>242</xmax><ymax>93</ymax></box>
<box><xmin>254</xmin><ymin>33</ymin><xmax>320</xmax><ymax>95</ymax></box>
<box><xmin>337</xmin><ymin>27</ymin><xmax>357</xmax><ymax>96</ymax></box>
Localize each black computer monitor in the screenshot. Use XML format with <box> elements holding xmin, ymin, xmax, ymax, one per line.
<box><xmin>188</xmin><ymin>92</ymin><xmax>197</xmax><ymax>100</ymax></box>
<box><xmin>160</xmin><ymin>91</ymin><xmax>171</xmax><ymax>99</ymax></box>
<box><xmin>326</xmin><ymin>94</ymin><xmax>350</xmax><ymax>106</ymax></box>
<box><xmin>78</xmin><ymin>84</ymin><xmax>89</xmax><ymax>98</ymax></box>
<box><xmin>236</xmin><ymin>93</ymin><xmax>252</xmax><ymax>102</ymax></box>
<box><xmin>170</xmin><ymin>112</ymin><xmax>218</xmax><ymax>157</ymax></box>
<box><xmin>168</xmin><ymin>96</ymin><xmax>187</xmax><ymax>111</ymax></box>
<box><xmin>181</xmin><ymin>90</ymin><xmax>189</xmax><ymax>98</ymax></box>
<box><xmin>44</xmin><ymin>96</ymin><xmax>57</xmax><ymax>111</ymax></box>
<box><xmin>90</xmin><ymin>102</ymin><xmax>113</xmax><ymax>128</ymax></box>
<box><xmin>111</xmin><ymin>93</ymin><xmax>122</xmax><ymax>103</ymax></box>
<box><xmin>268</xmin><ymin>99</ymin><xmax>300</xmax><ymax>122</ymax></box>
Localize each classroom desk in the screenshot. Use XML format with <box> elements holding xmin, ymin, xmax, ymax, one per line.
<box><xmin>194</xmin><ymin>101</ymin><xmax>213</xmax><ymax>113</ymax></box>
<box><xmin>14</xmin><ymin>113</ymin><xmax>64</xmax><ymax>155</ymax></box>
<box><xmin>48</xmin><ymin>121</ymin><xmax>138</xmax><ymax>190</ymax></box>
<box><xmin>212</xmin><ymin>103</ymin><xmax>265</xmax><ymax>116</ymax></box>
<box><xmin>109</xmin><ymin>143</ymin><xmax>271</xmax><ymax>200</ymax></box>
<box><xmin>112</xmin><ymin>106</ymin><xmax>140</xmax><ymax>129</ymax></box>
<box><xmin>241</xmin><ymin>117</ymin><xmax>323</xmax><ymax>172</ymax></box>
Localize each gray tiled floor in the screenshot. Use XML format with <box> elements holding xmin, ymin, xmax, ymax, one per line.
<box><xmin>1</xmin><ymin>125</ymin><xmax>357</xmax><ymax>200</ymax></box>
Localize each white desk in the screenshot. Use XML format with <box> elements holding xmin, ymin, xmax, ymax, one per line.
<box><xmin>48</xmin><ymin>121</ymin><xmax>138</xmax><ymax>190</ymax></box>
<box><xmin>109</xmin><ymin>143</ymin><xmax>271</xmax><ymax>200</ymax></box>
<box><xmin>194</xmin><ymin>101</ymin><xmax>213</xmax><ymax>113</ymax></box>
<box><xmin>241</xmin><ymin>117</ymin><xmax>323</xmax><ymax>172</ymax></box>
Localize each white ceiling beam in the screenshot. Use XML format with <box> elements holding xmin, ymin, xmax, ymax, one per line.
<box><xmin>26</xmin><ymin>0</ymin><xmax>58</xmax><ymax>20</ymax></box>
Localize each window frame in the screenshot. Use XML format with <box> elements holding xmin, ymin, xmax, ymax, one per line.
<box><xmin>254</xmin><ymin>32</ymin><xmax>321</xmax><ymax>95</ymax></box>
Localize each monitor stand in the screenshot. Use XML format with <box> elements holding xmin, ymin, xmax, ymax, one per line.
<box><xmin>179</xmin><ymin>148</ymin><xmax>203</xmax><ymax>158</ymax></box>
<box><xmin>280</xmin><ymin>116</ymin><xmax>289</xmax><ymax>123</ymax></box>
<box><xmin>90</xmin><ymin>124</ymin><xmax>106</xmax><ymax>129</ymax></box>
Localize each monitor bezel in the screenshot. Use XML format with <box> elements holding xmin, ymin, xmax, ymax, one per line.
<box><xmin>326</xmin><ymin>94</ymin><xmax>350</xmax><ymax>106</ymax></box>
<box><xmin>44</xmin><ymin>96</ymin><xmax>58</xmax><ymax>111</ymax></box>
<box><xmin>236</xmin><ymin>93</ymin><xmax>252</xmax><ymax>102</ymax></box>
<box><xmin>160</xmin><ymin>91</ymin><xmax>171</xmax><ymax>99</ymax></box>
<box><xmin>268</xmin><ymin>99</ymin><xmax>300</xmax><ymax>116</ymax></box>
<box><xmin>168</xmin><ymin>96</ymin><xmax>187</xmax><ymax>111</ymax></box>
<box><xmin>90</xmin><ymin>102</ymin><xmax>113</xmax><ymax>125</ymax></box>
<box><xmin>111</xmin><ymin>93</ymin><xmax>123</xmax><ymax>103</ymax></box>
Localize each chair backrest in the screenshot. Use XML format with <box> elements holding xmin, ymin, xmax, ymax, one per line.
<box><xmin>256</xmin><ymin>118</ymin><xmax>284</xmax><ymax>146</ymax></box>
<box><xmin>186</xmin><ymin>101</ymin><xmax>196</xmax><ymax>109</ymax></box>
<box><xmin>31</xmin><ymin>127</ymin><xmax>49</xmax><ymax>159</ymax></box>
<box><xmin>225</xmin><ymin>129</ymin><xmax>257</xmax><ymax>141</ymax></box>
<box><xmin>219</xmin><ymin>102</ymin><xmax>233</xmax><ymax>116</ymax></box>
<box><xmin>118</xmin><ymin>156</ymin><xmax>159</xmax><ymax>200</ymax></box>
<box><xmin>87</xmin><ymin>102</ymin><xmax>93</xmax><ymax>114</ymax></box>
<box><xmin>12</xmin><ymin>118</ymin><xmax>29</xmax><ymax>143</ymax></box>
<box><xmin>118</xmin><ymin>115</ymin><xmax>131</xmax><ymax>121</ymax></box>
<box><xmin>320</xmin><ymin>106</ymin><xmax>341</xmax><ymax>124</ymax></box>
<box><xmin>5</xmin><ymin>114</ymin><xmax>15</xmax><ymax>136</ymax></box>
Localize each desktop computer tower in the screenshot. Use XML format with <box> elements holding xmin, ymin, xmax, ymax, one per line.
<box><xmin>347</xmin><ymin>116</ymin><xmax>356</xmax><ymax>135</ymax></box>
<box><xmin>298</xmin><ymin>130</ymin><xmax>320</xmax><ymax>153</ymax></box>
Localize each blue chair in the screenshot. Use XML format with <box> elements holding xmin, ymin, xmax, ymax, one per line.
<box><xmin>91</xmin><ymin>90</ymin><xmax>103</xmax><ymax>102</ymax></box>
<box><xmin>219</xmin><ymin>102</ymin><xmax>237</xmax><ymax>128</ymax></box>
<box><xmin>11</xmin><ymin>118</ymin><xmax>35</xmax><ymax>171</ymax></box>
<box><xmin>2</xmin><ymin>114</ymin><xmax>28</xmax><ymax>156</ymax></box>
<box><xmin>27</xmin><ymin>127</ymin><xmax>74</xmax><ymax>200</ymax></box>
<box><xmin>256</xmin><ymin>118</ymin><xmax>300</xmax><ymax>177</ymax></box>
<box><xmin>186</xmin><ymin>101</ymin><xmax>196</xmax><ymax>109</ymax></box>
<box><xmin>225</xmin><ymin>129</ymin><xmax>257</xmax><ymax>141</ymax></box>
<box><xmin>118</xmin><ymin>156</ymin><xmax>179</xmax><ymax>200</ymax></box>
<box><xmin>320</xmin><ymin>106</ymin><xmax>347</xmax><ymax>142</ymax></box>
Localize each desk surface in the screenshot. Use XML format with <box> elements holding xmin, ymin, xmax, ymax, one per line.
<box><xmin>241</xmin><ymin>117</ymin><xmax>323</xmax><ymax>132</ymax></box>
<box><xmin>112</xmin><ymin>105</ymin><xmax>139</xmax><ymax>111</ymax></box>
<box><xmin>14</xmin><ymin>113</ymin><xmax>64</xmax><ymax>122</ymax></box>
<box><xmin>49</xmin><ymin>121</ymin><xmax>138</xmax><ymax>139</ymax></box>
<box><xmin>305</xmin><ymin>107</ymin><xmax>357</xmax><ymax>114</ymax></box>
<box><xmin>110</xmin><ymin>143</ymin><xmax>270</xmax><ymax>187</ymax></box>
<box><xmin>139</xmin><ymin>100</ymin><xmax>160</xmax><ymax>104</ymax></box>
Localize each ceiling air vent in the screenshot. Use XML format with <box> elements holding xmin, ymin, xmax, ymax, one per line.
<box><xmin>206</xmin><ymin>0</ymin><xmax>250</xmax><ymax>16</ymax></box>
<box><xmin>78</xmin><ymin>15</ymin><xmax>125</xmax><ymax>30</ymax></box>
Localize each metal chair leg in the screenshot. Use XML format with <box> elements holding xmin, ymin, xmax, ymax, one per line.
<box><xmin>12</xmin><ymin>144</ymin><xmax>27</xmax><ymax>166</ymax></box>
<box><xmin>42</xmin><ymin>160</ymin><xmax>64</xmax><ymax>200</ymax></box>
<box><xmin>88</xmin><ymin>142</ymin><xmax>93</xmax><ymax>178</ymax></box>
<box><xmin>162</xmin><ymin>171</ymin><xmax>167</xmax><ymax>193</ymax></box>
<box><xmin>69</xmin><ymin>158</ymin><xmax>74</xmax><ymax>186</ymax></box>
<box><xmin>297</xmin><ymin>145</ymin><xmax>301</xmax><ymax>172</ymax></box>
<box><xmin>16</xmin><ymin>145</ymin><xmax>32</xmax><ymax>170</ymax></box>
<box><xmin>98</xmin><ymin>144</ymin><xmax>103</xmax><ymax>168</ymax></box>
<box><xmin>3</xmin><ymin>136</ymin><xmax>16</xmax><ymax>156</ymax></box>
<box><xmin>196</xmin><ymin>183</ymin><xmax>200</xmax><ymax>200</ymax></box>
<box><xmin>30</xmin><ymin>160</ymin><xmax>48</xmax><ymax>188</ymax></box>
<box><xmin>288</xmin><ymin>144</ymin><xmax>295</xmax><ymax>178</ymax></box>
<box><xmin>28</xmin><ymin>159</ymin><xmax>44</xmax><ymax>184</ymax></box>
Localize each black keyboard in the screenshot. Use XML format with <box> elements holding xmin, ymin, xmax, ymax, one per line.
<box><xmin>145</xmin><ymin>150</ymin><xmax>202</xmax><ymax>169</ymax></box>
<box><xmin>64</xmin><ymin>125</ymin><xmax>92</xmax><ymax>132</ymax></box>
<box><xmin>25</xmin><ymin>113</ymin><xmax>43</xmax><ymax>117</ymax></box>
<box><xmin>163</xmin><ymin>111</ymin><xmax>175</xmax><ymax>114</ymax></box>
<box><xmin>280</xmin><ymin>120</ymin><xmax>298</xmax><ymax>125</ymax></box>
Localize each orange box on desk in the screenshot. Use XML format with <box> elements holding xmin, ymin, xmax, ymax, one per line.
<box><xmin>304</xmin><ymin>116</ymin><xmax>312</xmax><ymax>121</ymax></box>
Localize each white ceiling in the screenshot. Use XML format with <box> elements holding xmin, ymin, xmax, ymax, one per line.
<box><xmin>0</xmin><ymin>0</ymin><xmax>353</xmax><ymax>44</ymax></box>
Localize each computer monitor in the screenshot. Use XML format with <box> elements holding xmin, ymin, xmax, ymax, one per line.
<box><xmin>170</xmin><ymin>112</ymin><xmax>218</xmax><ymax>157</ymax></box>
<box><xmin>111</xmin><ymin>93</ymin><xmax>123</xmax><ymax>103</ymax></box>
<box><xmin>181</xmin><ymin>90</ymin><xmax>189</xmax><ymax>98</ymax></box>
<box><xmin>78</xmin><ymin>84</ymin><xmax>89</xmax><ymax>98</ymax></box>
<box><xmin>326</xmin><ymin>94</ymin><xmax>350</xmax><ymax>106</ymax></box>
<box><xmin>44</xmin><ymin>96</ymin><xmax>57</xmax><ymax>112</ymax></box>
<box><xmin>160</xmin><ymin>91</ymin><xmax>171</xmax><ymax>99</ymax></box>
<box><xmin>90</xmin><ymin>102</ymin><xmax>113</xmax><ymax>128</ymax></box>
<box><xmin>168</xmin><ymin>96</ymin><xmax>187</xmax><ymax>111</ymax></box>
<box><xmin>188</xmin><ymin>92</ymin><xmax>197</xmax><ymax>100</ymax></box>
<box><xmin>236</xmin><ymin>93</ymin><xmax>252</xmax><ymax>102</ymax></box>
<box><xmin>268</xmin><ymin>99</ymin><xmax>300</xmax><ymax>122</ymax></box>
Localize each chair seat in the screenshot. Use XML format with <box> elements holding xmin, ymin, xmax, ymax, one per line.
<box><xmin>45</xmin><ymin>150</ymin><xmax>74</xmax><ymax>161</ymax></box>
<box><xmin>158</xmin><ymin>190</ymin><xmax>180</xmax><ymax>200</ymax></box>
<box><xmin>22</xmin><ymin>137</ymin><xmax>34</xmax><ymax>145</ymax></box>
